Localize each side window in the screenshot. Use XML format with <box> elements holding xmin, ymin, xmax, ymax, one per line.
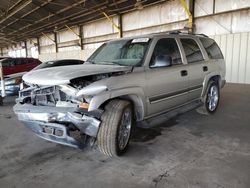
<box><xmin>15</xmin><ymin>59</ymin><xmax>24</xmax><ymax>66</ymax></box>
<box><xmin>2</xmin><ymin>59</ymin><xmax>15</xmax><ymax>67</ymax></box>
<box><xmin>1</xmin><ymin>60</ymin><xmax>11</xmax><ymax>67</ymax></box>
<box><xmin>200</xmin><ymin>38</ymin><xmax>223</xmax><ymax>59</ymax></box>
<box><xmin>150</xmin><ymin>38</ymin><xmax>182</xmax><ymax>66</ymax></box>
<box><xmin>25</xmin><ymin>59</ymin><xmax>32</xmax><ymax>64</ymax></box>
<box><xmin>180</xmin><ymin>38</ymin><xmax>204</xmax><ymax>63</ymax></box>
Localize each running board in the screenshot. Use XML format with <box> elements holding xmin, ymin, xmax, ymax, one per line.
<box><xmin>137</xmin><ymin>100</ymin><xmax>202</xmax><ymax>129</ymax></box>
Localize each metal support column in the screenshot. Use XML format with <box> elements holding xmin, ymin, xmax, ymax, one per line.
<box><xmin>179</xmin><ymin>0</ymin><xmax>194</xmax><ymax>32</ymax></box>
<box><xmin>118</xmin><ymin>14</ymin><xmax>123</xmax><ymax>38</ymax></box>
<box><xmin>42</xmin><ymin>32</ymin><xmax>57</xmax><ymax>52</ymax></box>
<box><xmin>213</xmin><ymin>0</ymin><xmax>216</xmax><ymax>14</ymax></box>
<box><xmin>79</xmin><ymin>26</ymin><xmax>84</xmax><ymax>50</ymax></box>
<box><xmin>65</xmin><ymin>25</ymin><xmax>83</xmax><ymax>50</ymax></box>
<box><xmin>0</xmin><ymin>62</ymin><xmax>6</xmax><ymax>98</ymax></box>
<box><xmin>54</xmin><ymin>32</ymin><xmax>58</xmax><ymax>53</ymax></box>
<box><xmin>24</xmin><ymin>41</ymin><xmax>28</xmax><ymax>57</ymax></box>
<box><xmin>0</xmin><ymin>48</ymin><xmax>3</xmax><ymax>56</ymax></box>
<box><xmin>102</xmin><ymin>12</ymin><xmax>122</xmax><ymax>38</ymax></box>
<box><xmin>37</xmin><ymin>37</ymin><xmax>41</xmax><ymax>55</ymax></box>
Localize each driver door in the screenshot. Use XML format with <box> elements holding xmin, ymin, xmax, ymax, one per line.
<box><xmin>145</xmin><ymin>38</ymin><xmax>189</xmax><ymax>117</ymax></box>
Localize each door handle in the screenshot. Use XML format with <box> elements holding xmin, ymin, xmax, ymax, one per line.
<box><xmin>180</xmin><ymin>70</ymin><xmax>188</xmax><ymax>77</ymax></box>
<box><xmin>203</xmin><ymin>66</ymin><xmax>208</xmax><ymax>72</ymax></box>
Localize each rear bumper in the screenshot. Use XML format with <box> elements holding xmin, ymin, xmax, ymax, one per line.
<box><xmin>13</xmin><ymin>103</ymin><xmax>101</xmax><ymax>148</ymax></box>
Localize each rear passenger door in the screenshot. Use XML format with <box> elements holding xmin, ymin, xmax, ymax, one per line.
<box><xmin>14</xmin><ymin>59</ymin><xmax>27</xmax><ymax>73</ymax></box>
<box><xmin>19</xmin><ymin>58</ymin><xmax>39</xmax><ymax>72</ymax></box>
<box><xmin>20</xmin><ymin>58</ymin><xmax>33</xmax><ymax>72</ymax></box>
<box><xmin>180</xmin><ymin>38</ymin><xmax>206</xmax><ymax>101</ymax></box>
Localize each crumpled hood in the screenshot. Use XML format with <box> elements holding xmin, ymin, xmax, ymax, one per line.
<box><xmin>23</xmin><ymin>64</ymin><xmax>132</xmax><ymax>86</ymax></box>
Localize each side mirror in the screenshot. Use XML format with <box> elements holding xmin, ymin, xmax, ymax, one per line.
<box><xmin>151</xmin><ymin>55</ymin><xmax>172</xmax><ymax>68</ymax></box>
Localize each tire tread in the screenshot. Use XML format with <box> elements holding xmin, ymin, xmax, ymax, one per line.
<box><xmin>97</xmin><ymin>99</ymin><xmax>131</xmax><ymax>157</ymax></box>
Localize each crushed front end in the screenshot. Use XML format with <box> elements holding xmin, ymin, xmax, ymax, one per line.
<box><xmin>13</xmin><ymin>85</ymin><xmax>103</xmax><ymax>148</ymax></box>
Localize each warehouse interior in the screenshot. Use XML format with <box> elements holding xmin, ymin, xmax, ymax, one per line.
<box><xmin>1</xmin><ymin>0</ymin><xmax>249</xmax><ymax>83</ymax></box>
<box><xmin>0</xmin><ymin>0</ymin><xmax>250</xmax><ymax>187</ymax></box>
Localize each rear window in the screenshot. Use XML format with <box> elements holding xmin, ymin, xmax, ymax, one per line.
<box><xmin>180</xmin><ymin>38</ymin><xmax>204</xmax><ymax>63</ymax></box>
<box><xmin>200</xmin><ymin>38</ymin><xmax>223</xmax><ymax>59</ymax></box>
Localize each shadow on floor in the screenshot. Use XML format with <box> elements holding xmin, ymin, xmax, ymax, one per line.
<box><xmin>131</xmin><ymin>119</ymin><xmax>178</xmax><ymax>142</ymax></box>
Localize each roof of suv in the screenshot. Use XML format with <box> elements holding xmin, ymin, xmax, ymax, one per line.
<box><xmin>107</xmin><ymin>31</ymin><xmax>209</xmax><ymax>43</ymax></box>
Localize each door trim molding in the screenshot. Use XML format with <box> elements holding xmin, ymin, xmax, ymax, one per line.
<box><xmin>149</xmin><ymin>84</ymin><xmax>203</xmax><ymax>104</ymax></box>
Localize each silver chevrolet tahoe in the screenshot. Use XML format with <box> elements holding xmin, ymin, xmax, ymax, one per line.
<box><xmin>14</xmin><ymin>32</ymin><xmax>226</xmax><ymax>157</ymax></box>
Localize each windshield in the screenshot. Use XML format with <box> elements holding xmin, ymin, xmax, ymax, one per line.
<box><xmin>87</xmin><ymin>38</ymin><xmax>151</xmax><ymax>66</ymax></box>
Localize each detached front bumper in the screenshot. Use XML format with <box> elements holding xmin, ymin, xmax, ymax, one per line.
<box><xmin>13</xmin><ymin>103</ymin><xmax>101</xmax><ymax>148</ymax></box>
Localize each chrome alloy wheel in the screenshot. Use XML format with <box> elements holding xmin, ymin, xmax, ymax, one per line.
<box><xmin>207</xmin><ymin>85</ymin><xmax>219</xmax><ymax>111</ymax></box>
<box><xmin>118</xmin><ymin>108</ymin><xmax>132</xmax><ymax>150</ymax></box>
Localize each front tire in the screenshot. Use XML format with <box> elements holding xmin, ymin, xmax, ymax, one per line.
<box><xmin>97</xmin><ymin>99</ymin><xmax>133</xmax><ymax>157</ymax></box>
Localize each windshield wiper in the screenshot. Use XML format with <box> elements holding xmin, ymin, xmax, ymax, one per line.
<box><xmin>86</xmin><ymin>60</ymin><xmax>130</xmax><ymax>66</ymax></box>
<box><xmin>94</xmin><ymin>61</ymin><xmax>125</xmax><ymax>66</ymax></box>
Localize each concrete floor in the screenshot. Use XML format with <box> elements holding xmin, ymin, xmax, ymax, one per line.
<box><xmin>0</xmin><ymin>83</ymin><xmax>250</xmax><ymax>188</ymax></box>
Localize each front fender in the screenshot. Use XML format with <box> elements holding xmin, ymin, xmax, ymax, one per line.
<box><xmin>88</xmin><ymin>87</ymin><xmax>147</xmax><ymax>121</ymax></box>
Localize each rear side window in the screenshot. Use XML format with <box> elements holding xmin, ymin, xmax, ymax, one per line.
<box><xmin>180</xmin><ymin>38</ymin><xmax>204</xmax><ymax>63</ymax></box>
<box><xmin>150</xmin><ymin>38</ymin><xmax>182</xmax><ymax>66</ymax></box>
<box><xmin>15</xmin><ymin>59</ymin><xmax>25</xmax><ymax>65</ymax></box>
<box><xmin>11</xmin><ymin>59</ymin><xmax>29</xmax><ymax>66</ymax></box>
<box><xmin>200</xmin><ymin>38</ymin><xmax>223</xmax><ymax>59</ymax></box>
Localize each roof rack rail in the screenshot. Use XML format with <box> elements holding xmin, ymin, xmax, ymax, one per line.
<box><xmin>168</xmin><ymin>28</ymin><xmax>190</xmax><ymax>34</ymax></box>
<box><xmin>195</xmin><ymin>33</ymin><xmax>209</xmax><ymax>38</ymax></box>
<box><xmin>168</xmin><ymin>30</ymin><xmax>209</xmax><ymax>38</ymax></box>
<box><xmin>148</xmin><ymin>28</ymin><xmax>201</xmax><ymax>36</ymax></box>
<box><xmin>169</xmin><ymin>30</ymin><xmax>182</xmax><ymax>34</ymax></box>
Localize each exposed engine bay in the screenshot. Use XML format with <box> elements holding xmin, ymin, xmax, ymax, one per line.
<box><xmin>18</xmin><ymin>71</ymin><xmax>129</xmax><ymax>108</ymax></box>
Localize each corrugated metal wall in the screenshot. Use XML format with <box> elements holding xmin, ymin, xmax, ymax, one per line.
<box><xmin>211</xmin><ymin>32</ymin><xmax>250</xmax><ymax>84</ymax></box>
<box><xmin>3</xmin><ymin>0</ymin><xmax>250</xmax><ymax>84</ymax></box>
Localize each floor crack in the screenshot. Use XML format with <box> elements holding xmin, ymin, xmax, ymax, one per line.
<box><xmin>153</xmin><ymin>170</ymin><xmax>169</xmax><ymax>187</ymax></box>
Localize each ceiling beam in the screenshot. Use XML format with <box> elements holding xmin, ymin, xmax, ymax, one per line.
<box><xmin>0</xmin><ymin>0</ymin><xmax>165</xmax><ymax>48</ymax></box>
<box><xmin>8</xmin><ymin>0</ymin><xmax>88</xmax><ymax>36</ymax></box>
<box><xmin>0</xmin><ymin>0</ymin><xmax>33</xmax><ymax>24</ymax></box>
<box><xmin>9</xmin><ymin>0</ymin><xmax>130</xmax><ymax>41</ymax></box>
<box><xmin>0</xmin><ymin>0</ymin><xmax>53</xmax><ymax>30</ymax></box>
<box><xmin>8</xmin><ymin>2</ymin><xmax>108</xmax><ymax>40</ymax></box>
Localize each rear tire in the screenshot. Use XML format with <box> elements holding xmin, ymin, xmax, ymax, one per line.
<box><xmin>97</xmin><ymin>99</ymin><xmax>133</xmax><ymax>157</ymax></box>
<box><xmin>197</xmin><ymin>81</ymin><xmax>220</xmax><ymax>115</ymax></box>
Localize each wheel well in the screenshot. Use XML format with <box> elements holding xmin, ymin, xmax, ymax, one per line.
<box><xmin>99</xmin><ymin>95</ymin><xmax>144</xmax><ymax>121</ymax></box>
<box><xmin>209</xmin><ymin>75</ymin><xmax>221</xmax><ymax>86</ymax></box>
<box><xmin>201</xmin><ymin>75</ymin><xmax>221</xmax><ymax>101</ymax></box>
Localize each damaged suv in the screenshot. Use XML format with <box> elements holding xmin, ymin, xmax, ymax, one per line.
<box><xmin>14</xmin><ymin>32</ymin><xmax>226</xmax><ymax>157</ymax></box>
